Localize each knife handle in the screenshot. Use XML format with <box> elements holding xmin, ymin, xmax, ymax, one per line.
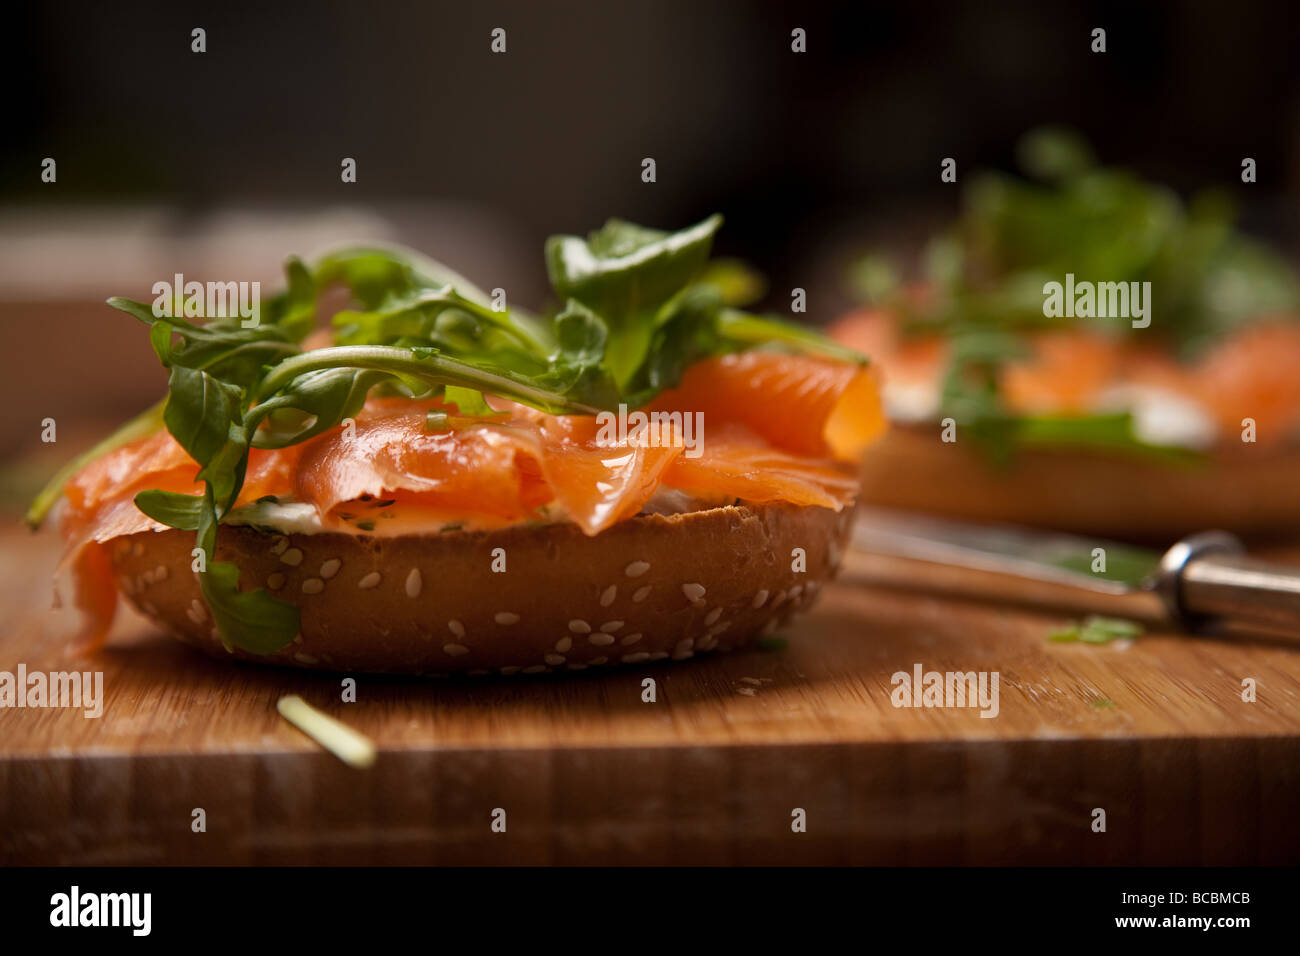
<box><xmin>1158</xmin><ymin>531</ymin><xmax>1300</xmax><ymax>633</ymax></box>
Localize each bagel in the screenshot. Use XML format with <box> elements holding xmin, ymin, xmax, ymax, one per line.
<box><xmin>106</xmin><ymin>501</ymin><xmax>853</xmax><ymax>675</ymax></box>
<box><xmin>857</xmin><ymin>424</ymin><xmax>1300</xmax><ymax>540</ymax></box>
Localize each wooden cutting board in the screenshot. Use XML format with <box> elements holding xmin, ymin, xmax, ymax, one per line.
<box><xmin>2</xmin><ymin>524</ymin><xmax>1298</xmax><ymax>865</ymax></box>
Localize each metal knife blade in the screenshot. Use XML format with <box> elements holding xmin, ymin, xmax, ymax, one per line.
<box><xmin>849</xmin><ymin>509</ymin><xmax>1300</xmax><ymax>636</ymax></box>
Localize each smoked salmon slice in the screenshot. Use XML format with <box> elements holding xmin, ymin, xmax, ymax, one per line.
<box><xmin>998</xmin><ymin>330</ymin><xmax>1123</xmax><ymax>415</ymax></box>
<box><xmin>649</xmin><ymin>351</ymin><xmax>885</xmax><ymax>461</ymax></box>
<box><xmin>660</xmin><ymin>424</ymin><xmax>860</xmax><ymax>511</ymax></box>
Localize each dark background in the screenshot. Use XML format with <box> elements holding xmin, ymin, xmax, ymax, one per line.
<box><xmin>7</xmin><ymin>0</ymin><xmax>1300</xmax><ymax>293</ymax></box>
<box><xmin>3</xmin><ymin>0</ymin><xmax>1299</xmax><ymax>484</ymax></box>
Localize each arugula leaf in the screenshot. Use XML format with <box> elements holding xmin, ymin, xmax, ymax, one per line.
<box><xmin>697</xmin><ymin>258</ymin><xmax>767</xmax><ymax>307</ymax></box>
<box><xmin>443</xmin><ymin>386</ymin><xmax>494</xmax><ymax>417</ymax></box>
<box><xmin>254</xmin><ymin>345</ymin><xmax>595</xmax><ymax>415</ymax></box>
<box><xmin>716</xmin><ymin>309</ymin><xmax>865</xmax><ymax>363</ymax></box>
<box><xmin>133</xmin><ymin>489</ymin><xmax>203</xmax><ymax>530</ymax></box>
<box><xmin>195</xmin><ymin>488</ymin><xmax>300</xmax><ymax>653</ymax></box>
<box><xmin>110</xmin><ymin>296</ymin><xmax>302</xmax><ymax>385</ymax></box>
<box><xmin>546</xmin><ymin>214</ymin><xmax>723</xmax><ymax>386</ymax></box>
<box><xmin>163</xmin><ymin>366</ymin><xmax>244</xmax><ymax>467</ymax></box>
<box><xmin>250</xmin><ymin>368</ymin><xmax>393</xmax><ymax>449</ymax></box>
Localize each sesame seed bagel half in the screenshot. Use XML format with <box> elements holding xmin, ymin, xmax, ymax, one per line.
<box><xmin>858</xmin><ymin>423</ymin><xmax>1300</xmax><ymax>540</ymax></box>
<box><xmin>108</xmin><ymin>501</ymin><xmax>854</xmax><ymax>675</ymax></box>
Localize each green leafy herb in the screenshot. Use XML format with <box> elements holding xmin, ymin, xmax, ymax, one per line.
<box><xmin>32</xmin><ymin>216</ymin><xmax>861</xmax><ymax>655</ymax></box>
<box><xmin>1049</xmin><ymin>615</ymin><xmax>1144</xmax><ymax>645</ymax></box>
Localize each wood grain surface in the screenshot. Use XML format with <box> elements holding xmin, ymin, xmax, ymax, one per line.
<box><xmin>2</xmin><ymin>524</ymin><xmax>1298</xmax><ymax>865</ymax></box>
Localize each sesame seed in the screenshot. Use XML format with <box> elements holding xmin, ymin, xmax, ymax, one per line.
<box><xmin>624</xmin><ymin>561</ymin><xmax>651</xmax><ymax>578</ymax></box>
<box><xmin>280</xmin><ymin>548</ymin><xmax>304</xmax><ymax>566</ymax></box>
<box><xmin>568</xmin><ymin>619</ymin><xmax>591</xmax><ymax>634</ymax></box>
<box><xmin>761</xmin><ymin>618</ymin><xmax>779</xmax><ymax>635</ymax></box>
<box><xmin>682</xmin><ymin>582</ymin><xmax>706</xmax><ymax>603</ymax></box>
<box><xmin>620</xmin><ymin>632</ymin><xmax>643</xmax><ymax>646</ymax></box>
<box><xmin>707</xmin><ymin>621</ymin><xmax>731</xmax><ymax>637</ymax></box>
<box><xmin>186</xmin><ymin>599</ymin><xmax>205</xmax><ymax>625</ymax></box>
<box><xmin>649</xmin><ymin>651</ymin><xmax>671</xmax><ymax>661</ymax></box>
<box><xmin>674</xmin><ymin>638</ymin><xmax>695</xmax><ymax>655</ymax></box>
<box><xmin>588</xmin><ymin>633</ymin><xmax>616</xmax><ymax>646</ymax></box>
<box><xmin>495</xmin><ymin>612</ymin><xmax>519</xmax><ymax>625</ymax></box>
<box><xmin>267</xmin><ymin>572</ymin><xmax>286</xmax><ymax>590</ymax></box>
<box><xmin>358</xmin><ymin>572</ymin><xmax>382</xmax><ymax>589</ymax></box>
<box><xmin>293</xmin><ymin>652</ymin><xmax>318</xmax><ymax>665</ymax></box>
<box><xmin>319</xmin><ymin>559</ymin><xmax>341</xmax><ymax>579</ymax></box>
<box><xmin>632</xmin><ymin>586</ymin><xmax>651</xmax><ymax>603</ymax></box>
<box><xmin>269</xmin><ymin>536</ymin><xmax>288</xmax><ymax>555</ymax></box>
<box><xmin>544</xmin><ymin>653</ymin><xmax>566</xmax><ymax>666</ymax></box>
<box><xmin>752</xmin><ymin>589</ymin><xmax>769</xmax><ymax>608</ymax></box>
<box><xmin>555</xmin><ymin>636</ymin><xmax>573</xmax><ymax>652</ymax></box>
<box><xmin>696</xmin><ymin>635</ymin><xmax>718</xmax><ymax>651</ymax></box>
<box><xmin>522</xmin><ymin>665</ymin><xmax>548</xmax><ymax>674</ymax></box>
<box><xmin>737</xmin><ymin>686</ymin><xmax>757</xmax><ymax>697</ymax></box>
<box><xmin>500</xmin><ymin>666</ymin><xmax>521</xmax><ymax>675</ymax></box>
<box><xmin>302</xmin><ymin>578</ymin><xmax>325</xmax><ymax>594</ymax></box>
<box><xmin>789</xmin><ymin>584</ymin><xmax>804</xmax><ymax>600</ymax></box>
<box><xmin>120</xmin><ymin>577</ymin><xmax>136</xmax><ymax>596</ymax></box>
<box><xmin>448</xmin><ymin>619</ymin><xmax>465</xmax><ymax>638</ymax></box>
<box><xmin>600</xmin><ymin>620</ymin><xmax>624</xmax><ymax>633</ymax></box>
<box><xmin>131</xmin><ymin>541</ymin><xmax>145</xmax><ymax>557</ymax></box>
<box><xmin>405</xmin><ymin>568</ymin><xmax>422</xmax><ymax>598</ymax></box>
<box><xmin>588</xmin><ymin>656</ymin><xmax>609</xmax><ymax>666</ymax></box>
<box><xmin>621</xmin><ymin>652</ymin><xmax>651</xmax><ymax>663</ymax></box>
<box><xmin>600</xmin><ymin>585</ymin><xmax>617</xmax><ymax>606</ymax></box>
<box><xmin>443</xmin><ymin>643</ymin><xmax>469</xmax><ymax>657</ymax></box>
<box><xmin>154</xmin><ymin>565</ymin><xmax>169</xmax><ymax>581</ymax></box>
<box><xmin>704</xmin><ymin>607</ymin><xmax>723</xmax><ymax>626</ymax></box>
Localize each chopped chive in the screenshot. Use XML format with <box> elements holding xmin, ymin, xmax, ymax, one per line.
<box><xmin>277</xmin><ymin>695</ymin><xmax>376</xmax><ymax>769</ymax></box>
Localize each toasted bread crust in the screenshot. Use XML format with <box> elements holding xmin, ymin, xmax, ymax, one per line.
<box><xmin>108</xmin><ymin>502</ymin><xmax>853</xmax><ymax>674</ymax></box>
<box><xmin>858</xmin><ymin>425</ymin><xmax>1300</xmax><ymax>539</ymax></box>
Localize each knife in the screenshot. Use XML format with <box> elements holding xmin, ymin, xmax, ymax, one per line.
<box><xmin>850</xmin><ymin>509</ymin><xmax>1300</xmax><ymax>635</ymax></box>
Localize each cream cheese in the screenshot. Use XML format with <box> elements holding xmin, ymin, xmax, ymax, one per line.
<box><xmin>1092</xmin><ymin>384</ymin><xmax>1217</xmax><ymax>450</ymax></box>
<box><xmin>221</xmin><ymin>486</ymin><xmax>727</xmax><ymax>536</ymax></box>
